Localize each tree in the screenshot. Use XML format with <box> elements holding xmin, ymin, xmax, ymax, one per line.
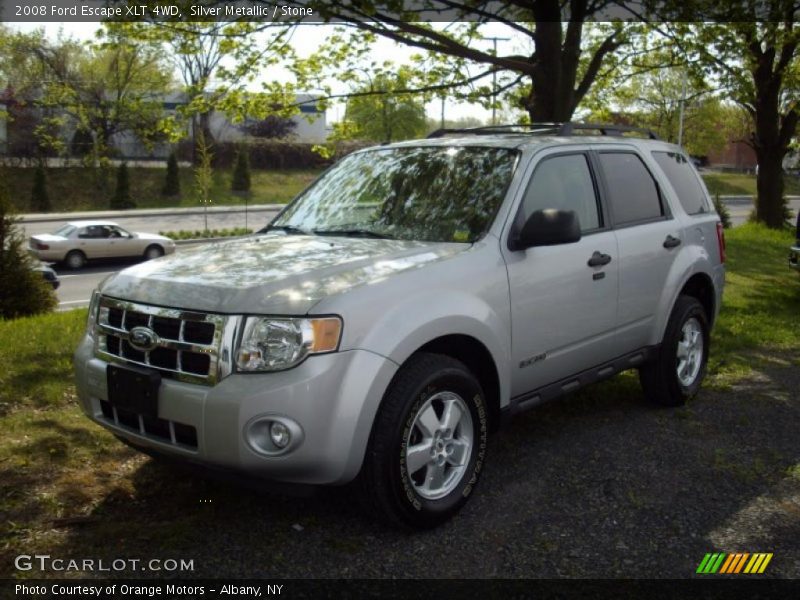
<box><xmin>584</xmin><ymin>65</ymin><xmax>728</xmax><ymax>157</ymax></box>
<box><xmin>194</xmin><ymin>131</ymin><xmax>213</xmax><ymax>232</ymax></box>
<box><xmin>656</xmin><ymin>5</ymin><xmax>800</xmax><ymax>228</ymax></box>
<box><xmin>12</xmin><ymin>30</ymin><xmax>176</xmax><ymax>162</ymax></box>
<box><xmin>110</xmin><ymin>162</ymin><xmax>134</xmax><ymax>209</ymax></box>
<box><xmin>231</xmin><ymin>149</ymin><xmax>251</xmax><ymax>193</ymax></box>
<box><xmin>0</xmin><ymin>182</ymin><xmax>56</xmax><ymax>319</ymax></box>
<box><xmin>242</xmin><ymin>115</ymin><xmax>297</xmax><ymax>139</ymax></box>
<box><xmin>162</xmin><ymin>152</ymin><xmax>181</xmax><ymax>197</ymax></box>
<box><xmin>298</xmin><ymin>1</ymin><xmax>653</xmax><ymax>122</ymax></box>
<box><xmin>106</xmin><ymin>18</ymin><xmax>305</xmax><ymax>158</ymax></box>
<box><xmin>30</xmin><ymin>165</ymin><xmax>51</xmax><ymax>212</ymax></box>
<box><xmin>343</xmin><ymin>69</ymin><xmax>428</xmax><ymax>142</ymax></box>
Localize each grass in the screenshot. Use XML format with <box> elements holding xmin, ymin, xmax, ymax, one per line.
<box><xmin>0</xmin><ymin>223</ymin><xmax>798</xmax><ymax>575</ymax></box>
<box><xmin>701</xmin><ymin>171</ymin><xmax>800</xmax><ymax>196</ymax></box>
<box><xmin>708</xmin><ymin>223</ymin><xmax>800</xmax><ymax>385</ymax></box>
<box><xmin>159</xmin><ymin>227</ymin><xmax>253</xmax><ymax>240</ymax></box>
<box><xmin>2</xmin><ymin>166</ymin><xmax>321</xmax><ymax>213</ymax></box>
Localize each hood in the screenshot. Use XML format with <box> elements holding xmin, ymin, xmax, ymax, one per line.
<box><xmin>100</xmin><ymin>234</ymin><xmax>467</xmax><ymax>314</ymax></box>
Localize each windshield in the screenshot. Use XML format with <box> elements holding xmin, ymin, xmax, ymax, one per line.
<box><xmin>53</xmin><ymin>224</ymin><xmax>76</xmax><ymax>237</ymax></box>
<box><xmin>270</xmin><ymin>146</ymin><xmax>518</xmax><ymax>243</ymax></box>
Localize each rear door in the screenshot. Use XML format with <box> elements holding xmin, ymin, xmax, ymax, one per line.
<box><xmin>592</xmin><ymin>147</ymin><xmax>683</xmax><ymax>351</ymax></box>
<box><xmin>76</xmin><ymin>225</ymin><xmax>112</xmax><ymax>258</ymax></box>
<box><xmin>503</xmin><ymin>149</ymin><xmax>621</xmax><ymax>396</ymax></box>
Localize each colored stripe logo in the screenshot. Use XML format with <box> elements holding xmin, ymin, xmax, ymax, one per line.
<box><xmin>696</xmin><ymin>552</ymin><xmax>773</xmax><ymax>574</ymax></box>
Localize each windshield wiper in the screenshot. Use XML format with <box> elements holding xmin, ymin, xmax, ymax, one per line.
<box><xmin>260</xmin><ymin>224</ymin><xmax>312</xmax><ymax>235</ymax></box>
<box><xmin>313</xmin><ymin>228</ymin><xmax>394</xmax><ymax>239</ymax></box>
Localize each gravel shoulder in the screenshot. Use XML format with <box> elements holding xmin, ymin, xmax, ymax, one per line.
<box><xmin>12</xmin><ymin>353</ymin><xmax>796</xmax><ymax>580</ymax></box>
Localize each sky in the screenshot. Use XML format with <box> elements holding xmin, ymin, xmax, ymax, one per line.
<box><xmin>8</xmin><ymin>21</ymin><xmax>529</xmax><ymax>125</ymax></box>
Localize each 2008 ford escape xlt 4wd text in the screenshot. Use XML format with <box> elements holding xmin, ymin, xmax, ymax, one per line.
<box><xmin>74</xmin><ymin>123</ymin><xmax>725</xmax><ymax>528</ymax></box>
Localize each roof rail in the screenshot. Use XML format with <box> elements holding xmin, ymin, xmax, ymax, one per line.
<box><xmin>427</xmin><ymin>122</ymin><xmax>660</xmax><ymax>140</ymax></box>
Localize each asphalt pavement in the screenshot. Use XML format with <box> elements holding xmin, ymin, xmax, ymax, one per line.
<box><xmin>29</xmin><ymin>196</ymin><xmax>799</xmax><ymax>311</ymax></box>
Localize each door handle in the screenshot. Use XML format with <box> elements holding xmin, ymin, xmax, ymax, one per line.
<box><xmin>663</xmin><ymin>235</ymin><xmax>682</xmax><ymax>249</ymax></box>
<box><xmin>587</xmin><ymin>251</ymin><xmax>612</xmax><ymax>267</ymax></box>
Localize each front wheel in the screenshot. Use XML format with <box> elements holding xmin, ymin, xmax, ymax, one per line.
<box><xmin>65</xmin><ymin>250</ymin><xmax>86</xmax><ymax>270</ymax></box>
<box><xmin>640</xmin><ymin>295</ymin><xmax>710</xmax><ymax>407</ymax></box>
<box><xmin>361</xmin><ymin>353</ymin><xmax>488</xmax><ymax>529</ymax></box>
<box><xmin>143</xmin><ymin>245</ymin><xmax>164</xmax><ymax>261</ymax></box>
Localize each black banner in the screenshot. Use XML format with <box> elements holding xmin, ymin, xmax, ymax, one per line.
<box><xmin>3</xmin><ymin>579</ymin><xmax>800</xmax><ymax>600</ymax></box>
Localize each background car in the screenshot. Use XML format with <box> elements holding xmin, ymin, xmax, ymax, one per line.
<box><xmin>32</xmin><ymin>262</ymin><xmax>60</xmax><ymax>290</ymax></box>
<box><xmin>29</xmin><ymin>221</ymin><xmax>176</xmax><ymax>270</ymax></box>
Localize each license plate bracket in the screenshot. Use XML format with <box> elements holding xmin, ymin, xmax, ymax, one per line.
<box><xmin>107</xmin><ymin>364</ymin><xmax>161</xmax><ymax>419</ymax></box>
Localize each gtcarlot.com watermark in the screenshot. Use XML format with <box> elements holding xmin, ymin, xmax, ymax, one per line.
<box><xmin>15</xmin><ymin>554</ymin><xmax>194</xmax><ymax>573</ymax></box>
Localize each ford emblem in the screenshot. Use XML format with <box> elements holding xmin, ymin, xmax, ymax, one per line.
<box><xmin>129</xmin><ymin>326</ymin><xmax>160</xmax><ymax>352</ymax></box>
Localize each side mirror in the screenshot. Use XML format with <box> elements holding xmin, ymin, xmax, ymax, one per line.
<box><xmin>510</xmin><ymin>209</ymin><xmax>581</xmax><ymax>251</ymax></box>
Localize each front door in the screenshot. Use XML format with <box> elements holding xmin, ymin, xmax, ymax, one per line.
<box><xmin>504</xmin><ymin>151</ymin><xmax>621</xmax><ymax>397</ymax></box>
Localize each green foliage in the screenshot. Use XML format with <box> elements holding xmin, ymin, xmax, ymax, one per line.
<box><xmin>162</xmin><ymin>153</ymin><xmax>181</xmax><ymax>197</ymax></box>
<box><xmin>194</xmin><ymin>131</ymin><xmax>214</xmax><ymax>231</ymax></box>
<box><xmin>342</xmin><ymin>69</ymin><xmax>428</xmax><ymax>142</ymax></box>
<box><xmin>0</xmin><ymin>184</ymin><xmax>57</xmax><ymax>320</ymax></box>
<box><xmin>2</xmin><ymin>28</ymin><xmax>178</xmax><ymax>160</ymax></box>
<box><xmin>110</xmin><ymin>162</ymin><xmax>135</xmax><ymax>210</ymax></box>
<box><xmin>231</xmin><ymin>149</ymin><xmax>251</xmax><ymax>192</ymax></box>
<box><xmin>158</xmin><ymin>227</ymin><xmax>252</xmax><ymax>240</ymax></box>
<box><xmin>30</xmin><ymin>166</ymin><xmax>51</xmax><ymax>212</ymax></box>
<box><xmin>713</xmin><ymin>194</ymin><xmax>732</xmax><ymax>229</ymax></box>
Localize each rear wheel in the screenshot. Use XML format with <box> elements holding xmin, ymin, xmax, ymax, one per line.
<box><xmin>65</xmin><ymin>250</ymin><xmax>86</xmax><ymax>270</ymax></box>
<box><xmin>640</xmin><ymin>295</ymin><xmax>709</xmax><ymax>407</ymax></box>
<box><xmin>361</xmin><ymin>352</ymin><xmax>488</xmax><ymax>529</ymax></box>
<box><xmin>144</xmin><ymin>245</ymin><xmax>164</xmax><ymax>261</ymax></box>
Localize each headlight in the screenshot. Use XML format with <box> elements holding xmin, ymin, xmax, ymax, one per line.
<box><xmin>86</xmin><ymin>291</ymin><xmax>101</xmax><ymax>338</ymax></box>
<box><xmin>236</xmin><ymin>316</ymin><xmax>342</xmax><ymax>372</ymax></box>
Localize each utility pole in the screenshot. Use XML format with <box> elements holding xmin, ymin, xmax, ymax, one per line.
<box><xmin>487</xmin><ymin>37</ymin><xmax>510</xmax><ymax>125</ymax></box>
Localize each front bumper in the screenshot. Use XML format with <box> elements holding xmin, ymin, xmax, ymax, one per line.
<box><xmin>74</xmin><ymin>333</ymin><xmax>398</xmax><ymax>485</ymax></box>
<box><xmin>790</xmin><ymin>245</ymin><xmax>799</xmax><ymax>270</ymax></box>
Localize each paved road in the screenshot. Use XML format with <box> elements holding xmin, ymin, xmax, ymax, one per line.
<box><xmin>22</xmin><ymin>206</ymin><xmax>282</xmax><ymax>238</ymax></box>
<box><xmin>46</xmin><ymin>196</ymin><xmax>799</xmax><ymax>311</ymax></box>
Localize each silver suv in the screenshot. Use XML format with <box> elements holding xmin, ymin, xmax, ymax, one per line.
<box><xmin>74</xmin><ymin>123</ymin><xmax>725</xmax><ymax>528</ymax></box>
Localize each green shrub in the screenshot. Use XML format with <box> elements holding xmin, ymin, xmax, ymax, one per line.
<box><xmin>231</xmin><ymin>149</ymin><xmax>251</xmax><ymax>192</ymax></box>
<box><xmin>110</xmin><ymin>162</ymin><xmax>135</xmax><ymax>209</ymax></box>
<box><xmin>30</xmin><ymin>165</ymin><xmax>51</xmax><ymax>212</ymax></box>
<box><xmin>0</xmin><ymin>185</ymin><xmax>57</xmax><ymax>319</ymax></box>
<box><xmin>713</xmin><ymin>194</ymin><xmax>732</xmax><ymax>229</ymax></box>
<box><xmin>162</xmin><ymin>152</ymin><xmax>181</xmax><ymax>196</ymax></box>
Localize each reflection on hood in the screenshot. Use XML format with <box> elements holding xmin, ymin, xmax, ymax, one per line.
<box><xmin>100</xmin><ymin>234</ymin><xmax>467</xmax><ymax>314</ymax></box>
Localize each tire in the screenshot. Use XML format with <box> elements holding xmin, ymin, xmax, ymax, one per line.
<box><xmin>639</xmin><ymin>295</ymin><xmax>710</xmax><ymax>407</ymax></box>
<box><xmin>65</xmin><ymin>250</ymin><xmax>86</xmax><ymax>270</ymax></box>
<box><xmin>144</xmin><ymin>245</ymin><xmax>164</xmax><ymax>261</ymax></box>
<box><xmin>360</xmin><ymin>352</ymin><xmax>488</xmax><ymax>529</ymax></box>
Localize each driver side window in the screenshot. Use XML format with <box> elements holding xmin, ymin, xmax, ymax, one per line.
<box><xmin>521</xmin><ymin>154</ymin><xmax>601</xmax><ymax>232</ymax></box>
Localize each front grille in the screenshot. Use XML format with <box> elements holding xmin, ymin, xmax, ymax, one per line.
<box><xmin>99</xmin><ymin>400</ymin><xmax>198</xmax><ymax>449</ymax></box>
<box><xmin>95</xmin><ymin>296</ymin><xmax>234</xmax><ymax>385</ymax></box>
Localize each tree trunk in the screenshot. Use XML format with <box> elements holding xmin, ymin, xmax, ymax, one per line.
<box><xmin>754</xmin><ymin>147</ymin><xmax>786</xmax><ymax>228</ymax></box>
<box><xmin>751</xmin><ymin>73</ymin><xmax>789</xmax><ymax>228</ymax></box>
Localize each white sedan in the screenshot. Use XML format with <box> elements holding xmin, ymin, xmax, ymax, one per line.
<box><xmin>29</xmin><ymin>221</ymin><xmax>176</xmax><ymax>270</ymax></box>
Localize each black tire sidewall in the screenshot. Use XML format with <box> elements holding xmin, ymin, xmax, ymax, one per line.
<box><xmin>145</xmin><ymin>245</ymin><xmax>164</xmax><ymax>259</ymax></box>
<box><xmin>664</xmin><ymin>299</ymin><xmax>710</xmax><ymax>401</ymax></box>
<box><xmin>66</xmin><ymin>251</ymin><xmax>84</xmax><ymax>269</ymax></box>
<box><xmin>388</xmin><ymin>364</ymin><xmax>488</xmax><ymax>527</ymax></box>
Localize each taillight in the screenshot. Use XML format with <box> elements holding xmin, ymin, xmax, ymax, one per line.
<box><xmin>716</xmin><ymin>222</ymin><xmax>726</xmax><ymax>263</ymax></box>
<box><xmin>31</xmin><ymin>239</ymin><xmax>50</xmax><ymax>250</ymax></box>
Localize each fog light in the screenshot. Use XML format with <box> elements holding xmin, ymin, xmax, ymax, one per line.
<box><xmin>270</xmin><ymin>421</ymin><xmax>291</xmax><ymax>449</ymax></box>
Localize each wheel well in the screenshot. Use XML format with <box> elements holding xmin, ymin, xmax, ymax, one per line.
<box><xmin>415</xmin><ymin>335</ymin><xmax>501</xmax><ymax>431</ymax></box>
<box><xmin>679</xmin><ymin>273</ymin><xmax>715</xmax><ymax>326</ymax></box>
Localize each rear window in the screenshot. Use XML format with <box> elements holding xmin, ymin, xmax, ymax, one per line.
<box><xmin>652</xmin><ymin>151</ymin><xmax>710</xmax><ymax>215</ymax></box>
<box><xmin>53</xmin><ymin>224</ymin><xmax>76</xmax><ymax>237</ymax></box>
<box><xmin>598</xmin><ymin>152</ymin><xmax>664</xmax><ymax>225</ymax></box>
